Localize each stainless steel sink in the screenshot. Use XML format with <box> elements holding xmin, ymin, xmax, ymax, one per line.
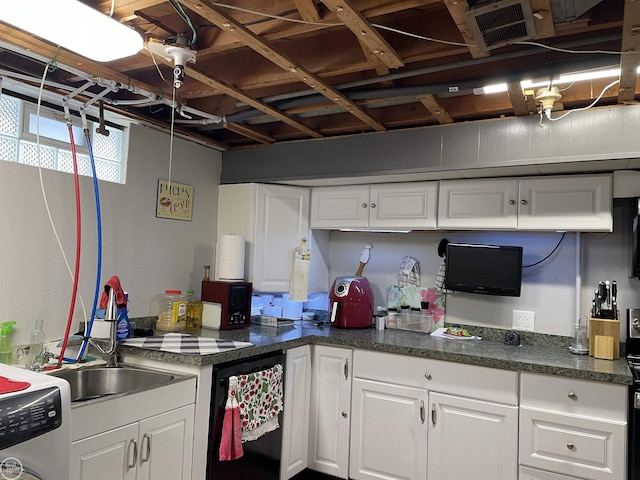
<box><xmin>49</xmin><ymin>364</ymin><xmax>180</xmax><ymax>403</ymax></box>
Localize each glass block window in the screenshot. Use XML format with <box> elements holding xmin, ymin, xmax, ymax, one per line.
<box><xmin>0</xmin><ymin>93</ymin><xmax>128</xmax><ymax>184</ymax></box>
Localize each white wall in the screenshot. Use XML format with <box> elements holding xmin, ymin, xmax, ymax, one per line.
<box><xmin>328</xmin><ymin>201</ymin><xmax>640</xmax><ymax>337</ymax></box>
<box><xmin>0</xmin><ymin>124</ymin><xmax>222</xmax><ymax>346</ymax></box>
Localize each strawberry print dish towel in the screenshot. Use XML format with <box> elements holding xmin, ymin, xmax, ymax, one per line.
<box><xmin>237</xmin><ymin>364</ymin><xmax>284</xmax><ymax>442</ymax></box>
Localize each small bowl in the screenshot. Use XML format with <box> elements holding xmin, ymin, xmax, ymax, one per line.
<box><xmin>302</xmin><ymin>311</ymin><xmax>316</xmax><ymax>321</ymax></box>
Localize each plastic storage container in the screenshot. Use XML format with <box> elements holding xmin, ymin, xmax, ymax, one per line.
<box><xmin>156</xmin><ymin>290</ymin><xmax>187</xmax><ymax>332</ymax></box>
<box><xmin>185</xmin><ymin>290</ymin><xmax>203</xmax><ymax>331</ymax></box>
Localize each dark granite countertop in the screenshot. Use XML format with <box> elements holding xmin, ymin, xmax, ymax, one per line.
<box><xmin>119</xmin><ymin>321</ymin><xmax>633</xmax><ymax>385</ymax></box>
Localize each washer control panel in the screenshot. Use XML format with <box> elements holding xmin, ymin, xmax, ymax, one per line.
<box><xmin>0</xmin><ymin>386</ymin><xmax>61</xmax><ymax>449</ymax></box>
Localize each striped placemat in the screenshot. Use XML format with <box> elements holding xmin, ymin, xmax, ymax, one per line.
<box><xmin>123</xmin><ymin>334</ymin><xmax>253</xmax><ymax>355</ymax></box>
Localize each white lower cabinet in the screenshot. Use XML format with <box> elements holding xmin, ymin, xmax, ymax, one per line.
<box><xmin>281</xmin><ymin>345</ymin><xmax>312</xmax><ymax>480</ymax></box>
<box><xmin>520</xmin><ymin>465</ymin><xmax>584</xmax><ymax>480</ymax></box>
<box><xmin>519</xmin><ymin>372</ymin><xmax>627</xmax><ymax>480</ymax></box>
<box><xmin>308</xmin><ymin>345</ymin><xmax>352</xmax><ymax>479</ymax></box>
<box><xmin>349</xmin><ymin>378</ymin><xmax>427</xmax><ymax>480</ymax></box>
<box><xmin>71</xmin><ymin>404</ymin><xmax>195</xmax><ymax>480</ymax></box>
<box><xmin>427</xmin><ymin>392</ymin><xmax>518</xmax><ymax>480</ymax></box>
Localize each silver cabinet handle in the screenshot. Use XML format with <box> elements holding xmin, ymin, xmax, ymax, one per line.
<box><xmin>568</xmin><ymin>392</ymin><xmax>577</xmax><ymax>400</ymax></box>
<box><xmin>344</xmin><ymin>358</ymin><xmax>349</xmax><ymax>380</ymax></box>
<box><xmin>425</xmin><ymin>373</ymin><xmax>432</xmax><ymax>381</ymax></box>
<box><xmin>431</xmin><ymin>403</ymin><xmax>437</xmax><ymax>427</ymax></box>
<box><xmin>141</xmin><ymin>433</ymin><xmax>151</xmax><ymax>464</ymax></box>
<box><xmin>342</xmin><ymin>411</ymin><xmax>348</xmax><ymax>418</ymax></box>
<box><xmin>127</xmin><ymin>439</ymin><xmax>138</xmax><ymax>470</ymax></box>
<box><xmin>370</xmin><ymin>203</ymin><xmax>376</xmax><ymax>208</ymax></box>
<box><xmin>509</xmin><ymin>200</ymin><xmax>515</xmax><ymax>205</ymax></box>
<box><xmin>567</xmin><ymin>442</ymin><xmax>575</xmax><ymax>450</ymax></box>
<box><xmin>362</xmin><ymin>203</ymin><xmax>368</xmax><ymax>208</ymax></box>
<box><xmin>521</xmin><ymin>199</ymin><xmax>528</xmax><ymax>205</ymax></box>
<box><xmin>420</xmin><ymin>401</ymin><xmax>425</xmax><ymax>424</ymax></box>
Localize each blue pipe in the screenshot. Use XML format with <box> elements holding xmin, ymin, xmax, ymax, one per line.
<box><xmin>75</xmin><ymin>133</ymin><xmax>103</xmax><ymax>362</ymax></box>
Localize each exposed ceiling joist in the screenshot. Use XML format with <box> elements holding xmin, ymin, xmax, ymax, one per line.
<box><xmin>183</xmin><ymin>64</ymin><xmax>323</xmax><ymax>138</ymax></box>
<box><xmin>321</xmin><ymin>0</ymin><xmax>405</xmax><ymax>69</ymax></box>
<box><xmin>442</xmin><ymin>0</ymin><xmax>488</xmax><ymax>59</ymax></box>
<box><xmin>179</xmin><ymin>0</ymin><xmax>386</xmax><ymax>132</ymax></box>
<box><xmin>417</xmin><ymin>94</ymin><xmax>453</xmax><ymax>123</ymax></box>
<box><xmin>618</xmin><ymin>0</ymin><xmax>640</xmax><ymax>103</ymax></box>
<box><xmin>507</xmin><ymin>81</ymin><xmax>530</xmax><ymax>115</ymax></box>
<box><xmin>530</xmin><ymin>0</ymin><xmax>555</xmax><ymax>39</ymax></box>
<box><xmin>293</xmin><ymin>0</ymin><xmax>322</xmax><ymax>22</ymax></box>
<box><xmin>223</xmin><ymin>122</ymin><xmax>275</xmax><ymax>144</ymax></box>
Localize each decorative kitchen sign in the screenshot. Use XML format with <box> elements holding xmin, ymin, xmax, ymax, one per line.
<box><xmin>156</xmin><ymin>180</ymin><xmax>193</xmax><ymax>221</ymax></box>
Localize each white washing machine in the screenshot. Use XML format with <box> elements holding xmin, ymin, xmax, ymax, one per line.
<box><xmin>0</xmin><ymin>364</ymin><xmax>70</xmax><ymax>480</ymax></box>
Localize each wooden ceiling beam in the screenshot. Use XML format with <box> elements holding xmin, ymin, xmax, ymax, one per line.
<box><xmin>530</xmin><ymin>0</ymin><xmax>555</xmax><ymax>40</ymax></box>
<box><xmin>184</xmin><ymin>65</ymin><xmax>322</xmax><ymax>138</ymax></box>
<box><xmin>618</xmin><ymin>0</ymin><xmax>640</xmax><ymax>103</ymax></box>
<box><xmin>506</xmin><ymin>82</ymin><xmax>530</xmax><ymax>116</ymax></box>
<box><xmin>417</xmin><ymin>94</ymin><xmax>453</xmax><ymax>124</ymax></box>
<box><xmin>442</xmin><ymin>0</ymin><xmax>488</xmax><ymax>59</ymax></box>
<box><xmin>293</xmin><ymin>0</ymin><xmax>322</xmax><ymax>22</ymax></box>
<box><xmin>223</xmin><ymin>122</ymin><xmax>275</xmax><ymax>144</ymax></box>
<box><xmin>179</xmin><ymin>0</ymin><xmax>386</xmax><ymax>132</ymax></box>
<box><xmin>321</xmin><ymin>0</ymin><xmax>404</xmax><ymax>69</ymax></box>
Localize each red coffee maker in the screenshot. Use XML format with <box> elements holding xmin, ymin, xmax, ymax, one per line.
<box><xmin>329</xmin><ymin>276</ymin><xmax>374</xmax><ymax>328</ymax></box>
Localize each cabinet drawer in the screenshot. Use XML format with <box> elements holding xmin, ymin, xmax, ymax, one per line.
<box><xmin>519</xmin><ymin>407</ymin><xmax>626</xmax><ymax>480</ymax></box>
<box><xmin>520</xmin><ymin>465</ymin><xmax>582</xmax><ymax>480</ymax></box>
<box><xmin>520</xmin><ymin>373</ymin><xmax>627</xmax><ymax>421</ymax></box>
<box><xmin>353</xmin><ymin>350</ymin><xmax>517</xmax><ymax>405</ymax></box>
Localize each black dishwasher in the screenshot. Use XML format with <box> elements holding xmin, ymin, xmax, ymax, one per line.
<box><xmin>207</xmin><ymin>350</ymin><xmax>286</xmax><ymax>480</ymax></box>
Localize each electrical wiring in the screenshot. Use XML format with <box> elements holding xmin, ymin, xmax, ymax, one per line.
<box><xmin>545</xmin><ymin>79</ymin><xmax>620</xmax><ymax>122</ymax></box>
<box><xmin>513</xmin><ymin>41</ymin><xmax>624</xmax><ymax>56</ymax></box>
<box><xmin>523</xmin><ymin>233</ymin><xmax>566</xmax><ymax>268</ymax></box>
<box><xmin>168</xmin><ymin>86</ymin><xmax>177</xmax><ymax>187</ymax></box>
<box><xmin>171</xmin><ymin>0</ymin><xmax>198</xmax><ymax>46</ymax></box>
<box><xmin>145</xmin><ymin>44</ymin><xmax>172</xmax><ymax>86</ymax></box>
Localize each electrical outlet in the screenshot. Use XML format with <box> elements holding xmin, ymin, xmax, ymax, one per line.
<box><xmin>512</xmin><ymin>310</ymin><xmax>535</xmax><ymax>332</ymax></box>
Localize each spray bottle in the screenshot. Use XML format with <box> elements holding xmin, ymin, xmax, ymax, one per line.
<box><xmin>0</xmin><ymin>322</ymin><xmax>16</xmax><ymax>365</ymax></box>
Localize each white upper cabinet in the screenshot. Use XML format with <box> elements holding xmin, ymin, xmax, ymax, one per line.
<box><xmin>311</xmin><ymin>182</ymin><xmax>438</xmax><ymax>230</ymax></box>
<box><xmin>438</xmin><ymin>174</ymin><xmax>612</xmax><ymax>231</ymax></box>
<box><xmin>217</xmin><ymin>183</ymin><xmax>328</xmax><ymax>292</ymax></box>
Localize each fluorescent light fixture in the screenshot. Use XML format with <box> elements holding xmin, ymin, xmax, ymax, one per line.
<box><xmin>339</xmin><ymin>228</ymin><xmax>412</xmax><ymax>233</ymax></box>
<box><xmin>0</xmin><ymin>0</ymin><xmax>143</xmax><ymax>62</ymax></box>
<box><xmin>558</xmin><ymin>68</ymin><xmax>621</xmax><ymax>83</ymax></box>
<box><xmin>473</xmin><ymin>83</ymin><xmax>508</xmax><ymax>95</ymax></box>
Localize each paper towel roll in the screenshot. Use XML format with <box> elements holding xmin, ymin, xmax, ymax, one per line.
<box><xmin>217</xmin><ymin>234</ymin><xmax>245</xmax><ymax>280</ymax></box>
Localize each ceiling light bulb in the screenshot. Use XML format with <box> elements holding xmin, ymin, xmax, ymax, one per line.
<box><xmin>558</xmin><ymin>68</ymin><xmax>621</xmax><ymax>83</ymax></box>
<box><xmin>0</xmin><ymin>0</ymin><xmax>143</xmax><ymax>62</ymax></box>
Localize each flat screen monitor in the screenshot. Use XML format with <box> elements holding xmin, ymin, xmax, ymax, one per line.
<box><xmin>444</xmin><ymin>243</ymin><xmax>523</xmax><ymax>297</ymax></box>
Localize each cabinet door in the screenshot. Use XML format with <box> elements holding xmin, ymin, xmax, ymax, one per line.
<box><xmin>428</xmin><ymin>392</ymin><xmax>518</xmax><ymax>480</ymax></box>
<box><xmin>369</xmin><ymin>182</ymin><xmax>438</xmax><ymax>229</ymax></box>
<box><xmin>308</xmin><ymin>345</ymin><xmax>353</xmax><ymax>479</ymax></box>
<box><xmin>70</xmin><ymin>423</ymin><xmax>139</xmax><ymax>480</ymax></box>
<box><xmin>349</xmin><ymin>378</ymin><xmax>427</xmax><ymax>480</ymax></box>
<box><xmin>253</xmin><ymin>184</ymin><xmax>311</xmax><ymax>291</ymax></box>
<box><xmin>437</xmin><ymin>178</ymin><xmax>518</xmax><ymax>230</ymax></box>
<box><xmin>136</xmin><ymin>404</ymin><xmax>195</xmax><ymax>480</ymax></box>
<box><xmin>281</xmin><ymin>345</ymin><xmax>312</xmax><ymax>480</ymax></box>
<box><xmin>310</xmin><ymin>185</ymin><xmax>370</xmax><ymax>228</ymax></box>
<box><xmin>518</xmin><ymin>175</ymin><xmax>612</xmax><ymax>231</ymax></box>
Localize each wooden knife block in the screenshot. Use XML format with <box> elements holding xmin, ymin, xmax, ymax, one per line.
<box><xmin>589</xmin><ymin>314</ymin><xmax>620</xmax><ymax>360</ymax></box>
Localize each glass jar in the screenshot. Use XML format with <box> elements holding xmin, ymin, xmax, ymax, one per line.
<box><xmin>156</xmin><ymin>290</ymin><xmax>187</xmax><ymax>332</ymax></box>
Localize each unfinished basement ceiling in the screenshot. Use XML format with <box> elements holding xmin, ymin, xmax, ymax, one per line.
<box><xmin>0</xmin><ymin>0</ymin><xmax>637</xmax><ymax>151</ymax></box>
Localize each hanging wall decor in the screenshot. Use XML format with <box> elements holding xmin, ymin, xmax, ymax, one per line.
<box><xmin>156</xmin><ymin>179</ymin><xmax>193</xmax><ymax>221</ymax></box>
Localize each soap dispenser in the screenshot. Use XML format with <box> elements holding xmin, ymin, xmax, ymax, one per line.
<box><xmin>0</xmin><ymin>321</ymin><xmax>16</xmax><ymax>365</ymax></box>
